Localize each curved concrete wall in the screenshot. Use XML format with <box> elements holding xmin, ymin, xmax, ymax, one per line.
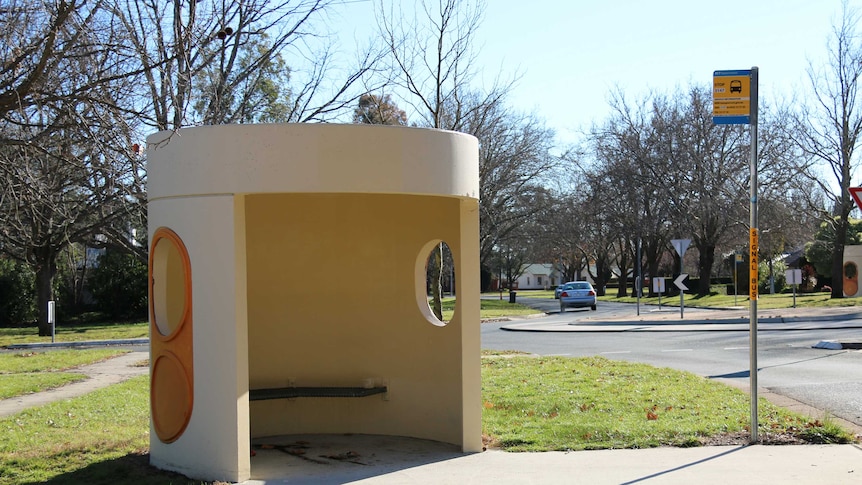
<box><xmin>147</xmin><ymin>124</ymin><xmax>479</xmax><ymax>200</ymax></box>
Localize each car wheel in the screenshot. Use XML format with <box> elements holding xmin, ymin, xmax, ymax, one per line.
<box><xmin>560</xmin><ymin>303</ymin><xmax>565</xmax><ymax>313</ymax></box>
<box><xmin>591</xmin><ymin>304</ymin><xmax>596</xmax><ymax>311</ymax></box>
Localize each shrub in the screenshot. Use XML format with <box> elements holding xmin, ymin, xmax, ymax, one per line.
<box><xmin>0</xmin><ymin>258</ymin><xmax>35</xmax><ymax>326</ymax></box>
<box><xmin>88</xmin><ymin>251</ymin><xmax>148</xmax><ymax>320</ymax></box>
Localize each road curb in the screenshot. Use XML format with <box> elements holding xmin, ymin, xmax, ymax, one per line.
<box><xmin>4</xmin><ymin>338</ymin><xmax>149</xmax><ymax>350</ymax></box>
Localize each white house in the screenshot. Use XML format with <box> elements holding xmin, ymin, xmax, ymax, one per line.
<box><xmin>514</xmin><ymin>263</ymin><xmax>561</xmax><ymax>290</ymax></box>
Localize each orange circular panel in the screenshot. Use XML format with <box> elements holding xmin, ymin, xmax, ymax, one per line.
<box><xmin>149</xmin><ymin>228</ymin><xmax>191</xmax><ymax>339</ymax></box>
<box><xmin>151</xmin><ymin>352</ymin><xmax>193</xmax><ymax>443</ymax></box>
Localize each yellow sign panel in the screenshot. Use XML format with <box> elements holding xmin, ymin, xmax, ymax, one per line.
<box><xmin>713</xmin><ymin>72</ymin><xmax>751</xmax><ymax>117</ymax></box>
<box><xmin>749</xmin><ymin>228</ymin><xmax>758</xmax><ymax>300</ymax></box>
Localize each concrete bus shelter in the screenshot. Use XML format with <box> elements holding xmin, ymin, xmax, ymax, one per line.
<box><xmin>146</xmin><ymin>124</ymin><xmax>481</xmax><ymax>482</ymax></box>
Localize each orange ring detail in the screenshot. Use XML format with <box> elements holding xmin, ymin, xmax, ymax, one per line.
<box><xmin>149</xmin><ymin>227</ymin><xmax>192</xmax><ymax>342</ymax></box>
<box><xmin>149</xmin><ymin>226</ymin><xmax>194</xmax><ymax>444</ymax></box>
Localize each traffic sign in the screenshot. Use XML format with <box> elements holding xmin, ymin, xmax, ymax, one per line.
<box><xmin>671</xmin><ymin>239</ymin><xmax>691</xmax><ymax>258</ymax></box>
<box><xmin>673</xmin><ymin>274</ymin><xmax>689</xmax><ymax>291</ymax></box>
<box><xmin>785</xmin><ymin>269</ymin><xmax>802</xmax><ymax>285</ymax></box>
<box><xmin>652</xmin><ymin>277</ymin><xmax>665</xmax><ymax>294</ymax></box>
<box><xmin>850</xmin><ymin>187</ymin><xmax>862</xmax><ymax>211</ymax></box>
<box><xmin>713</xmin><ymin>70</ymin><xmax>752</xmax><ymax>124</ymax></box>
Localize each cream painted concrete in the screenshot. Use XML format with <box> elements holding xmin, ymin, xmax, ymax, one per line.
<box><xmin>147</xmin><ymin>124</ymin><xmax>478</xmax><ymax>200</ymax></box>
<box><xmin>147</xmin><ymin>124</ymin><xmax>479</xmax><ymax>483</ymax></box>
<box><xmin>148</xmin><ymin>196</ymin><xmax>250</xmax><ymax>482</ymax></box>
<box><xmin>844</xmin><ymin>245</ymin><xmax>862</xmax><ymax>297</ymax></box>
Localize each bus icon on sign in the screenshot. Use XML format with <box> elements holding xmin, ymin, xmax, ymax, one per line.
<box><xmin>730</xmin><ymin>80</ymin><xmax>742</xmax><ymax>93</ymax></box>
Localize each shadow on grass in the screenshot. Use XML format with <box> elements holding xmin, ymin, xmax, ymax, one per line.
<box><xmin>22</xmin><ymin>453</ymin><xmax>202</xmax><ymax>485</ymax></box>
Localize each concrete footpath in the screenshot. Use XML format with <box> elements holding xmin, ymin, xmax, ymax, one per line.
<box><xmin>0</xmin><ymin>349</ymin><xmax>149</xmax><ymax>418</ymax></box>
<box><xmin>242</xmin><ymin>434</ymin><xmax>862</xmax><ymax>485</ymax></box>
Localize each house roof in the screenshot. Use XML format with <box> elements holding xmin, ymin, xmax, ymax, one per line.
<box><xmin>521</xmin><ymin>263</ymin><xmax>554</xmax><ymax>276</ymax></box>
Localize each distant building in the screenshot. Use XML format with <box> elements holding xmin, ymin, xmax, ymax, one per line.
<box><xmin>514</xmin><ymin>264</ymin><xmax>563</xmax><ymax>290</ymax></box>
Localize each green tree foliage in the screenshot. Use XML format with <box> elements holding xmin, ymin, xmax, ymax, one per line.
<box><xmin>89</xmin><ymin>251</ymin><xmax>148</xmax><ymax>320</ymax></box>
<box><xmin>759</xmin><ymin>258</ymin><xmax>788</xmax><ymax>294</ymax></box>
<box><xmin>192</xmin><ymin>33</ymin><xmax>294</xmax><ymax>124</ymax></box>
<box><xmin>0</xmin><ymin>258</ymin><xmax>35</xmax><ymax>326</ymax></box>
<box><xmin>353</xmin><ymin>93</ymin><xmax>407</xmax><ymax>125</ymax></box>
<box><xmin>805</xmin><ymin>218</ymin><xmax>862</xmax><ymax>279</ymax></box>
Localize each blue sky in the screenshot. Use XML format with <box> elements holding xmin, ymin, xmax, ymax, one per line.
<box><xmin>335</xmin><ymin>0</ymin><xmax>847</xmax><ymax>146</ymax></box>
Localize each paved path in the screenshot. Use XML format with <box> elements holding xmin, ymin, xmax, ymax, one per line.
<box><xmin>0</xmin><ymin>350</ymin><xmax>149</xmax><ymax>418</ymax></box>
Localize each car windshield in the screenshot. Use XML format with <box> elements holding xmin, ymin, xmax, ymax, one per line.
<box><xmin>571</xmin><ymin>282</ymin><xmax>591</xmax><ymax>290</ymax></box>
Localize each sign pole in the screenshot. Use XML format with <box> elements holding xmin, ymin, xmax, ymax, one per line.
<box><xmin>714</xmin><ymin>65</ymin><xmax>758</xmax><ymax>443</ymax></box>
<box><xmin>636</xmin><ymin>238</ymin><xmax>641</xmax><ymax>316</ymax></box>
<box><xmin>733</xmin><ymin>253</ymin><xmax>739</xmax><ymax>306</ymax></box>
<box><xmin>48</xmin><ymin>301</ymin><xmax>55</xmax><ymax>343</ymax></box>
<box><xmin>748</xmin><ymin>66</ymin><xmax>760</xmax><ymax>444</ymax></box>
<box><xmin>670</xmin><ymin>239</ymin><xmax>691</xmax><ymax>319</ymax></box>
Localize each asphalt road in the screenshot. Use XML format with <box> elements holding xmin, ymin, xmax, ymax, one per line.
<box><xmin>481</xmin><ymin>298</ymin><xmax>862</xmax><ymax>428</ymax></box>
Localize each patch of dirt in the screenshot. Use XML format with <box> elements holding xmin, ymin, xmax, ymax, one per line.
<box><xmin>482</xmin><ymin>434</ymin><xmax>498</xmax><ymax>451</ymax></box>
<box><xmin>698</xmin><ymin>431</ymin><xmax>806</xmax><ymax>446</ymax></box>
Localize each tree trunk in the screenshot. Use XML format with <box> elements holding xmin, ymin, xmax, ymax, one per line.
<box><xmin>616</xmin><ymin>250</ymin><xmax>629</xmax><ymax>298</ymax></box>
<box><xmin>429</xmin><ymin>244</ymin><xmax>443</xmax><ymax>320</ymax></box>
<box><xmin>34</xmin><ymin>247</ymin><xmax>57</xmax><ymax>336</ymax></box>
<box><xmin>831</xmin><ymin>219</ymin><xmax>847</xmax><ymax>298</ymax></box>
<box><xmin>593</xmin><ymin>257</ymin><xmax>612</xmax><ymax>297</ymax></box>
<box><xmin>697</xmin><ymin>244</ymin><xmax>715</xmax><ymax>296</ymax></box>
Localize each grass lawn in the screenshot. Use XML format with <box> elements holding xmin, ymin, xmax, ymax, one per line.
<box><xmin>482</xmin><ymin>355</ymin><xmax>854</xmax><ymax>451</ymax></box>
<box><xmin>0</xmin><ymin>322</ymin><xmax>148</xmax><ymax>348</ymax></box>
<box><xmin>510</xmin><ymin>287</ymin><xmax>862</xmax><ymax>309</ymax></box>
<box><xmin>598</xmin><ymin>291</ymin><xmax>862</xmax><ymax>309</ymax></box>
<box><xmin>0</xmin><ymin>350</ymin><xmax>128</xmax><ymax>399</ymax></box>
<box><xmin>0</xmin><ymin>353</ymin><xmax>854</xmax><ymax>483</ymax></box>
<box><xmin>0</xmin><ymin>376</ymin><xmax>190</xmax><ymax>485</ymax></box>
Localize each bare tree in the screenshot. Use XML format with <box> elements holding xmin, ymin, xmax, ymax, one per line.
<box><xmin>117</xmin><ymin>0</ymin><xmax>387</xmax><ymax>130</ymax></box>
<box><xmin>792</xmin><ymin>0</ymin><xmax>862</xmax><ymax>298</ymax></box>
<box><xmin>0</xmin><ymin>0</ymin><xmax>144</xmax><ymax>334</ymax></box>
<box><xmin>376</xmin><ymin>0</ymin><xmax>507</xmax><ymax>131</ymax></box>
<box><xmin>587</xmin><ymin>90</ymin><xmax>676</xmax><ymax>296</ymax></box>
<box><xmin>376</xmin><ymin>0</ymin><xmax>504</xmax><ymax>319</ymax></box>
<box><xmin>465</xmin><ymin>98</ymin><xmax>557</xmax><ymax>270</ymax></box>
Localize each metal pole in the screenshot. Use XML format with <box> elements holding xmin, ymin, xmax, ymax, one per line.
<box><xmin>749</xmin><ymin>66</ymin><xmax>760</xmax><ymax>444</ymax></box>
<box><xmin>679</xmin><ymin>254</ymin><xmax>685</xmax><ymax>319</ymax></box>
<box><xmin>48</xmin><ymin>301</ymin><xmax>55</xmax><ymax>343</ymax></box>
<box><xmin>734</xmin><ymin>257</ymin><xmax>738</xmax><ymax>306</ymax></box>
<box><xmin>636</xmin><ymin>238</ymin><xmax>641</xmax><ymax>316</ymax></box>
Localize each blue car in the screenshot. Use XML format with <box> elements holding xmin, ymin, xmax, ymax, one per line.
<box><xmin>559</xmin><ymin>281</ymin><xmax>597</xmax><ymax>312</ymax></box>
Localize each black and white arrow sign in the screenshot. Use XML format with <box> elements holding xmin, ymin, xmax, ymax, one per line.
<box><xmin>674</xmin><ymin>273</ymin><xmax>688</xmax><ymax>291</ymax></box>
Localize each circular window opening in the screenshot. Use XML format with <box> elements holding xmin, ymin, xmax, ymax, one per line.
<box><xmin>151</xmin><ymin>230</ymin><xmax>190</xmax><ymax>337</ymax></box>
<box><xmin>415</xmin><ymin>240</ymin><xmax>456</xmax><ymax>326</ymax></box>
<box><xmin>844</xmin><ymin>261</ymin><xmax>858</xmax><ymax>296</ymax></box>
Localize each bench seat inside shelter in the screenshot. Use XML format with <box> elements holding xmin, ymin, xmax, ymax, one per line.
<box><xmin>248</xmin><ymin>386</ymin><xmax>388</xmax><ymax>400</ymax></box>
